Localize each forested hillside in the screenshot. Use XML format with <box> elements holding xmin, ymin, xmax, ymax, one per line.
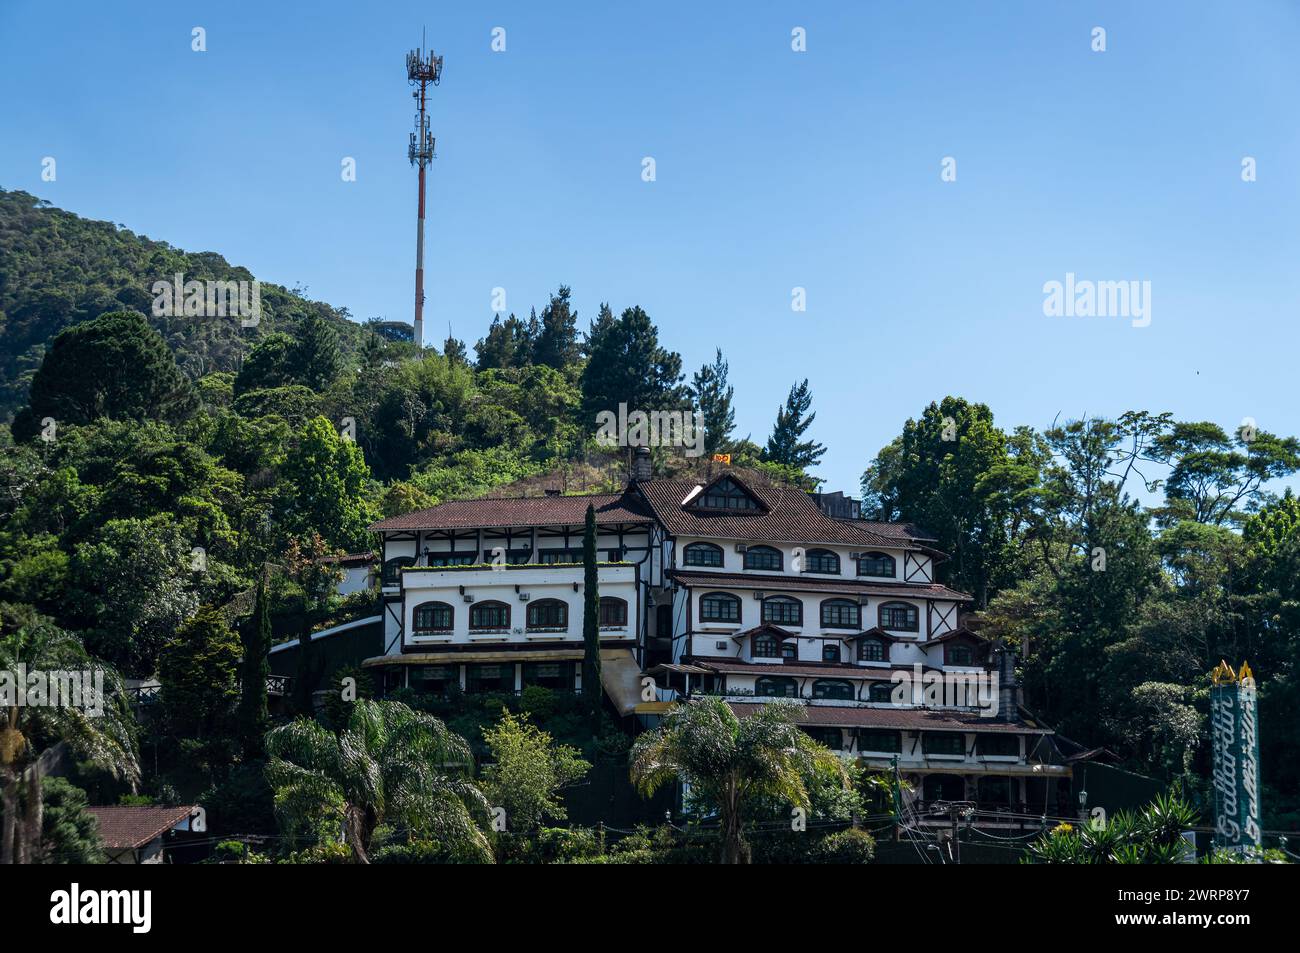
<box><xmin>0</xmin><ymin>188</ymin><xmax>367</xmax><ymax>418</ymax></box>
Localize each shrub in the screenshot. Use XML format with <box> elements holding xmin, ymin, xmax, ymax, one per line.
<box><xmin>813</xmin><ymin>828</ymin><xmax>876</xmax><ymax>864</ymax></box>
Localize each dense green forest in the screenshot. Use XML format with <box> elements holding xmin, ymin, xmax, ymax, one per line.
<box><xmin>1</xmin><ymin>189</ymin><xmax>1298</xmax><ymax>863</ymax></box>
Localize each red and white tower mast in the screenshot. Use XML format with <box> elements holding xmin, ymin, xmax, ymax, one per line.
<box><xmin>406</xmin><ymin>39</ymin><xmax>442</xmax><ymax>351</ymax></box>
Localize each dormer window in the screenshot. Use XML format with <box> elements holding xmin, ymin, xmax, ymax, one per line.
<box><xmin>858</xmin><ymin>637</ymin><xmax>886</xmax><ymax>662</ymax></box>
<box><xmin>857</xmin><ymin>552</ymin><xmax>896</xmax><ymax>578</ymax></box>
<box><xmin>803</xmin><ymin>549</ymin><xmax>840</xmax><ymax>574</ymax></box>
<box><xmin>753</xmin><ymin>633</ymin><xmax>780</xmax><ymax>658</ymax></box>
<box><xmin>947</xmin><ymin>644</ymin><xmax>975</xmax><ymax>666</ymax></box>
<box><xmin>696</xmin><ymin>477</ymin><xmax>760</xmax><ymax>511</ymax></box>
<box><xmin>744</xmin><ymin>546</ymin><xmax>783</xmax><ymax>571</ymax></box>
<box><xmin>683</xmin><ymin>542</ymin><xmax>724</xmax><ymax>567</ymax></box>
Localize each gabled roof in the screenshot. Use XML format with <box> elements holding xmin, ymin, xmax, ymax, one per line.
<box><xmin>86</xmin><ymin>805</ymin><xmax>197</xmax><ymax>850</ymax></box>
<box><xmin>369</xmin><ymin>491</ymin><xmax>654</xmax><ymax>532</ymax></box>
<box><xmin>668</xmin><ymin>569</ymin><xmax>971</xmax><ymax>602</ymax></box>
<box><xmin>635</xmin><ymin>478</ymin><xmax>915</xmax><ymax>548</ymax></box>
<box><xmin>729</xmin><ymin>622</ymin><xmax>800</xmax><ymax>642</ymax></box>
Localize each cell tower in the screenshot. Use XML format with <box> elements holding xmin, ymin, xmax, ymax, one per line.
<box><xmin>406</xmin><ymin>36</ymin><xmax>442</xmax><ymax>352</ymax></box>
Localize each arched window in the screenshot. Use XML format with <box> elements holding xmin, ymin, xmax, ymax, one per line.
<box><xmin>947</xmin><ymin>644</ymin><xmax>974</xmax><ymax>666</ymax></box>
<box><xmin>822</xmin><ymin>642</ymin><xmax>841</xmax><ymax>663</ymax></box>
<box><xmin>868</xmin><ymin>681</ymin><xmax>895</xmax><ymax>703</ymax></box>
<box><xmin>700</xmin><ymin>592</ymin><xmax>741</xmax><ymax>623</ymax></box>
<box><xmin>858</xmin><ymin>637</ymin><xmax>886</xmax><ymax>662</ymax></box>
<box><xmin>412</xmin><ymin>601</ymin><xmax>453</xmax><ymax>635</ymax></box>
<box><xmin>761</xmin><ymin>595</ymin><xmax>802</xmax><ymax>626</ymax></box>
<box><xmin>598</xmin><ymin>597</ymin><xmax>628</xmax><ymax>627</ymax></box>
<box><xmin>781</xmin><ymin>642</ymin><xmax>797</xmax><ymax>660</ymax></box>
<box><xmin>856</xmin><ymin>552</ymin><xmax>896</xmax><ymax>578</ymax></box>
<box><xmin>753</xmin><ymin>633</ymin><xmax>780</xmax><ymax>658</ymax></box>
<box><xmin>755</xmin><ymin>675</ymin><xmax>798</xmax><ymax>698</ymax></box>
<box><xmin>744</xmin><ymin>546</ymin><xmax>783</xmax><ymax>571</ymax></box>
<box><xmin>526</xmin><ymin>598</ymin><xmax>567</xmax><ymax>630</ymax></box>
<box><xmin>803</xmin><ymin>549</ymin><xmax>840</xmax><ymax>574</ymax></box>
<box><xmin>383</xmin><ymin>556</ymin><xmax>415</xmax><ymax>585</ymax></box>
<box><xmin>879</xmin><ymin>601</ymin><xmax>919</xmax><ymax>632</ymax></box>
<box><xmin>470</xmin><ymin>600</ymin><xmax>511</xmax><ymax>630</ymax></box>
<box><xmin>683</xmin><ymin>542</ymin><xmax>724</xmax><ymax>568</ymax></box>
<box><xmin>812</xmin><ymin>679</ymin><xmax>854</xmax><ymax>700</ymax></box>
<box><xmin>820</xmin><ymin>598</ymin><xmax>860</xmax><ymax>629</ymax></box>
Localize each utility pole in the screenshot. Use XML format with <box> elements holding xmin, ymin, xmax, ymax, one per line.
<box><xmin>406</xmin><ymin>35</ymin><xmax>442</xmax><ymax>352</ymax></box>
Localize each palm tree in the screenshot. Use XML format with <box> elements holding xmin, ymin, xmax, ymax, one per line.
<box><xmin>630</xmin><ymin>696</ymin><xmax>846</xmax><ymax>864</ymax></box>
<box><xmin>264</xmin><ymin>699</ymin><xmax>492</xmax><ymax>863</ymax></box>
<box><xmin>1</xmin><ymin>611</ymin><xmax>139</xmax><ymax>864</ymax></box>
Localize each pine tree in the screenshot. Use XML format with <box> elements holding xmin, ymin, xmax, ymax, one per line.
<box><xmin>443</xmin><ymin>326</ymin><xmax>468</xmax><ymax>365</ymax></box>
<box><xmin>238</xmin><ymin>571</ymin><xmax>272</xmax><ymax>757</ymax></box>
<box><xmin>582</xmin><ymin>504</ymin><xmax>602</xmax><ymax>713</ymax></box>
<box><xmin>290</xmin><ymin>311</ymin><xmax>343</xmax><ymax>390</ymax></box>
<box><xmin>763</xmin><ymin>379</ymin><xmax>826</xmax><ymax>471</ymax></box>
<box><xmin>580</xmin><ymin>305</ymin><xmax>686</xmax><ymax>421</ymax></box>
<box><xmin>691</xmin><ymin>348</ymin><xmax>738</xmax><ymax>455</ymax></box>
<box><xmin>474</xmin><ymin>313</ymin><xmax>532</xmax><ymax>369</ymax></box>
<box><xmin>532</xmin><ymin>285</ymin><xmax>581</xmax><ymax>369</ymax></box>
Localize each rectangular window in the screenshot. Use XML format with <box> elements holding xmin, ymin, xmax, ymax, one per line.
<box><xmin>922</xmin><ymin>733</ymin><xmax>967</xmax><ymax>756</ymax></box>
<box><xmin>466</xmin><ymin>663</ymin><xmax>515</xmax><ymax>694</ymax></box>
<box><xmin>424</xmin><ymin>553</ymin><xmax>475</xmax><ymax>567</ymax></box>
<box><xmin>481</xmin><ymin>549</ymin><xmax>531</xmax><ymax>564</ymax></box>
<box><xmin>976</xmin><ymin>734</ymin><xmax>1020</xmax><ymax>757</ymax></box>
<box><xmin>409</xmin><ymin>665</ymin><xmax>457</xmax><ymax>695</ymax></box>
<box><xmin>537</xmin><ymin>549</ymin><xmax>580</xmax><ymax>564</ymax></box>
<box><xmin>857</xmin><ymin>729</ymin><xmax>901</xmax><ymax>753</ymax></box>
<box><xmin>522</xmin><ymin>661</ymin><xmax>574</xmax><ymax>691</ymax></box>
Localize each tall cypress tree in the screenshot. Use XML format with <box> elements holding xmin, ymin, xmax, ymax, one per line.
<box><xmin>290</xmin><ymin>311</ymin><xmax>343</xmax><ymax>391</ymax></box>
<box><xmin>238</xmin><ymin>572</ymin><xmax>272</xmax><ymax>757</ymax></box>
<box><xmin>581</xmin><ymin>504</ymin><xmax>602</xmax><ymax>712</ymax></box>
<box><xmin>532</xmin><ymin>285</ymin><xmax>581</xmax><ymax>369</ymax></box>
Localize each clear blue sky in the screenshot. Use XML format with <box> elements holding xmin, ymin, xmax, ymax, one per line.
<box><xmin>3</xmin><ymin>1</ymin><xmax>1298</xmax><ymax>497</ymax></box>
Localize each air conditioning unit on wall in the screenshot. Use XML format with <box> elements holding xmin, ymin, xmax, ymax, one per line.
<box><xmin>462</xmin><ymin>594</ymin><xmax>475</xmax><ymax>603</ymax></box>
<box><xmin>735</xmin><ymin>544</ymin><xmax>748</xmax><ymax>553</ymax></box>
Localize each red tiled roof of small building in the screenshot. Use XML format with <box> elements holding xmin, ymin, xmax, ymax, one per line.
<box><xmin>86</xmin><ymin>805</ymin><xmax>198</xmax><ymax>850</ymax></box>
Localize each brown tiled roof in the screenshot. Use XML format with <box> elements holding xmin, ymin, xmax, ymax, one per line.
<box><xmin>87</xmin><ymin>805</ymin><xmax>197</xmax><ymax>850</ymax></box>
<box><xmin>852</xmin><ymin>520</ymin><xmax>938</xmax><ymax>543</ymax></box>
<box><xmin>668</xmin><ymin>569</ymin><xmax>971</xmax><ymax>602</ymax></box>
<box><xmin>726</xmin><ymin>702</ymin><xmax>1049</xmax><ymax>733</ymax></box>
<box><xmin>635</xmin><ymin>477</ymin><xmax>916</xmax><ymax>548</ymax></box>
<box><xmin>369</xmin><ymin>491</ymin><xmax>654</xmax><ymax>532</ymax></box>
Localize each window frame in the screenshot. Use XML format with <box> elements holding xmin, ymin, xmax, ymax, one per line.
<box><xmin>412</xmin><ymin>600</ymin><xmax>454</xmax><ymax>635</ymax></box>
<box><xmin>820</xmin><ymin>598</ymin><xmax>861</xmax><ymax>629</ymax></box>
<box><xmin>761</xmin><ymin>595</ymin><xmax>802</xmax><ymax>626</ymax></box>
<box><xmin>754</xmin><ymin>675</ymin><xmax>799</xmax><ymax>698</ymax></box>
<box><xmin>383</xmin><ymin>556</ymin><xmax>415</xmax><ymax>585</ymax></box>
<box><xmin>469</xmin><ymin>600</ymin><xmax>511</xmax><ymax>631</ymax></box>
<box><xmin>811</xmin><ymin>678</ymin><xmax>854</xmax><ymax>700</ymax></box>
<box><xmin>598</xmin><ymin>597</ymin><xmax>628</xmax><ymax>627</ymax></box>
<box><xmin>525</xmin><ymin>598</ymin><xmax>568</xmax><ymax>631</ymax></box>
<box><xmin>879</xmin><ymin>601</ymin><xmax>919</xmax><ymax>632</ymax></box>
<box><xmin>743</xmin><ymin>545</ymin><xmax>783</xmax><ymax>572</ymax></box>
<box><xmin>868</xmin><ymin>681</ymin><xmax>895</xmax><ymax>703</ymax></box>
<box><xmin>700</xmin><ymin>591</ymin><xmax>741</xmax><ymax>624</ymax></box>
<box><xmin>822</xmin><ymin>642</ymin><xmax>842</xmax><ymax>663</ymax></box>
<box><xmin>698</xmin><ymin>478</ymin><xmax>759</xmax><ymax>511</ymax></box>
<box><xmin>946</xmin><ymin>643</ymin><xmax>975</xmax><ymax>666</ymax></box>
<box><xmin>857</xmin><ymin>729</ymin><xmax>902</xmax><ymax>753</ymax></box>
<box><xmin>803</xmin><ymin>548</ymin><xmax>840</xmax><ymax>575</ymax></box>
<box><xmin>857</xmin><ymin>637</ymin><xmax>887</xmax><ymax>662</ymax></box>
<box><xmin>683</xmin><ymin>542</ymin><xmax>724</xmax><ymax>568</ymax></box>
<box><xmin>752</xmin><ymin>633</ymin><xmax>781</xmax><ymax>659</ymax></box>
<box><xmin>922</xmin><ymin>733</ymin><xmax>968</xmax><ymax>757</ymax></box>
<box><xmin>856</xmin><ymin>551</ymin><xmax>896</xmax><ymax>578</ymax></box>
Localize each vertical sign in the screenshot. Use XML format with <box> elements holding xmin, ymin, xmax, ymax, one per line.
<box><xmin>1210</xmin><ymin>661</ymin><xmax>1262</xmax><ymax>854</ymax></box>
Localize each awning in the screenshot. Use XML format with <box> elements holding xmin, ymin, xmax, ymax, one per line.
<box><xmin>599</xmin><ymin>647</ymin><xmax>646</xmax><ymax>715</ymax></box>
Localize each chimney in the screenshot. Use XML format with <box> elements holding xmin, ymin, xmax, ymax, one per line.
<box><xmin>995</xmin><ymin>642</ymin><xmax>1020</xmax><ymax>722</ymax></box>
<box><xmin>630</xmin><ymin>446</ymin><xmax>652</xmax><ymax>483</ymax></box>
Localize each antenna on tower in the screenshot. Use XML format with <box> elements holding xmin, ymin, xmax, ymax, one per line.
<box><xmin>406</xmin><ymin>33</ymin><xmax>443</xmax><ymax>353</ymax></box>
